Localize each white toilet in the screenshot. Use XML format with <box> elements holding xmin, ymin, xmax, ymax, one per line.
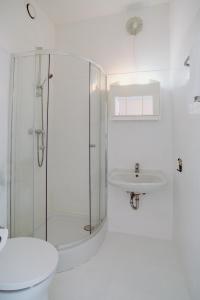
<box><xmin>0</xmin><ymin>237</ymin><xmax>58</xmax><ymax>300</ymax></box>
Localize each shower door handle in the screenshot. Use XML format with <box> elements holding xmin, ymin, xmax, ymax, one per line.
<box><xmin>90</xmin><ymin>144</ymin><xmax>96</xmax><ymax>148</ymax></box>
<box><xmin>28</xmin><ymin>129</ymin><xmax>45</xmax><ymax>135</ymax></box>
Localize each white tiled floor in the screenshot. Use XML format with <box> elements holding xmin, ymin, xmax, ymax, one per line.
<box><xmin>50</xmin><ymin>232</ymin><xmax>190</xmax><ymax>300</ymax></box>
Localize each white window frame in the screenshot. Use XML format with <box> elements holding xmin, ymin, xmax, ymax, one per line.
<box><xmin>109</xmin><ymin>81</ymin><xmax>160</xmax><ymax>121</ymax></box>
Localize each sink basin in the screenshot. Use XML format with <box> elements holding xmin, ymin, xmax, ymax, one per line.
<box><xmin>108</xmin><ymin>169</ymin><xmax>167</xmax><ymax>193</ymax></box>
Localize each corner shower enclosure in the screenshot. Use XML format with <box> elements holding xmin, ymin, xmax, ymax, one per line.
<box><xmin>9</xmin><ymin>50</ymin><xmax>107</xmax><ymax>265</ymax></box>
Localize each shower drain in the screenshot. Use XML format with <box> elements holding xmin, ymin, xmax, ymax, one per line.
<box><xmin>83</xmin><ymin>225</ymin><xmax>95</xmax><ymax>232</ymax></box>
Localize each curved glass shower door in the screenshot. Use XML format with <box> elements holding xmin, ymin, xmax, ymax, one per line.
<box><xmin>47</xmin><ymin>54</ymin><xmax>91</xmax><ymax>246</ymax></box>
<box><xmin>10</xmin><ymin>50</ymin><xmax>107</xmax><ymax>251</ymax></box>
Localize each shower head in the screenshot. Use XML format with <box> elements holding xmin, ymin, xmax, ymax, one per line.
<box><xmin>36</xmin><ymin>73</ymin><xmax>53</xmax><ymax>97</ymax></box>
<box><xmin>40</xmin><ymin>74</ymin><xmax>53</xmax><ymax>88</ymax></box>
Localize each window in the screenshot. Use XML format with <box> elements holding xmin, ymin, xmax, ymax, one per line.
<box><xmin>109</xmin><ymin>81</ymin><xmax>160</xmax><ymax>120</ymax></box>
<box><xmin>115</xmin><ymin>96</ymin><xmax>154</xmax><ymax>116</ymax></box>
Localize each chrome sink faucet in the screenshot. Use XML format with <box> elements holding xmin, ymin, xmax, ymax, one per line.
<box><xmin>135</xmin><ymin>163</ymin><xmax>140</xmax><ymax>174</ymax></box>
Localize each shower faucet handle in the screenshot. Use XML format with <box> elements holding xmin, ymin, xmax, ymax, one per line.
<box><xmin>35</xmin><ymin>129</ymin><xmax>45</xmax><ymax>135</ymax></box>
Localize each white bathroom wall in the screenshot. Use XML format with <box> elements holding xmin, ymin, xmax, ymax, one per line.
<box><xmin>56</xmin><ymin>3</ymin><xmax>169</xmax><ymax>74</ymax></box>
<box><xmin>108</xmin><ymin>72</ymin><xmax>173</xmax><ymax>239</ymax></box>
<box><xmin>0</xmin><ymin>0</ymin><xmax>54</xmax><ymax>53</ymax></box>
<box><xmin>56</xmin><ymin>3</ymin><xmax>173</xmax><ymax>240</ymax></box>
<box><xmin>170</xmin><ymin>1</ymin><xmax>200</xmax><ymax>299</ymax></box>
<box><xmin>0</xmin><ymin>0</ymin><xmax>55</xmax><ymax>228</ymax></box>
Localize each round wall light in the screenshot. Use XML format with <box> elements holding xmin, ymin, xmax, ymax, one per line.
<box><xmin>26</xmin><ymin>3</ymin><xmax>36</xmax><ymax>20</ymax></box>
<box><xmin>126</xmin><ymin>17</ymin><xmax>143</xmax><ymax>36</ymax></box>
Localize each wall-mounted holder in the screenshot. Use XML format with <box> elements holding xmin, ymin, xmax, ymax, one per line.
<box><xmin>177</xmin><ymin>158</ymin><xmax>183</xmax><ymax>172</ymax></box>
<box><xmin>194</xmin><ymin>96</ymin><xmax>200</xmax><ymax>103</ymax></box>
<box><xmin>184</xmin><ymin>56</ymin><xmax>190</xmax><ymax>67</ymax></box>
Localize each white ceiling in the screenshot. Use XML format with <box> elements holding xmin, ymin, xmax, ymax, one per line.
<box><xmin>36</xmin><ymin>0</ymin><xmax>169</xmax><ymax>24</ymax></box>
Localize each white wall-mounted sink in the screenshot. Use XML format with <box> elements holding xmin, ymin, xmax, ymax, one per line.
<box><xmin>108</xmin><ymin>169</ymin><xmax>167</xmax><ymax>193</ymax></box>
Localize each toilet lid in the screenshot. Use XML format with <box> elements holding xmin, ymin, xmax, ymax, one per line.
<box><xmin>0</xmin><ymin>237</ymin><xmax>58</xmax><ymax>291</ymax></box>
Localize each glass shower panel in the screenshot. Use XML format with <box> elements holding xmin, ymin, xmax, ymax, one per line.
<box><xmin>11</xmin><ymin>54</ymin><xmax>49</xmax><ymax>240</ymax></box>
<box><xmin>33</xmin><ymin>53</ymin><xmax>49</xmax><ymax>240</ymax></box>
<box><xmin>11</xmin><ymin>56</ymin><xmax>35</xmax><ymax>237</ymax></box>
<box><xmin>47</xmin><ymin>54</ymin><xmax>90</xmax><ymax>247</ymax></box>
<box><xmin>89</xmin><ymin>65</ymin><xmax>102</xmax><ymax>230</ymax></box>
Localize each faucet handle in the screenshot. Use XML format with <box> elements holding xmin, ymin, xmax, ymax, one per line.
<box><xmin>135</xmin><ymin>162</ymin><xmax>140</xmax><ymax>173</ymax></box>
